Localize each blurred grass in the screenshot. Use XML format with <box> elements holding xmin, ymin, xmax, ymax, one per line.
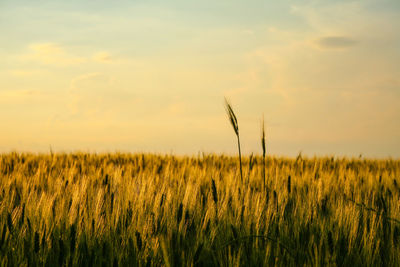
<box><xmin>0</xmin><ymin>152</ymin><xmax>399</xmax><ymax>266</ymax></box>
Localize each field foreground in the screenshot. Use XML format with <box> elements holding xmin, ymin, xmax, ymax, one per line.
<box><xmin>0</xmin><ymin>153</ymin><xmax>400</xmax><ymax>266</ymax></box>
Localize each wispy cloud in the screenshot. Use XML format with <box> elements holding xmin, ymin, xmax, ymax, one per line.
<box><xmin>68</xmin><ymin>72</ymin><xmax>112</xmax><ymax>116</ymax></box>
<box><xmin>0</xmin><ymin>89</ymin><xmax>42</xmax><ymax>102</ymax></box>
<box><xmin>314</xmin><ymin>36</ymin><xmax>358</xmax><ymax>49</ymax></box>
<box><xmin>8</xmin><ymin>69</ymin><xmax>47</xmax><ymax>77</ymax></box>
<box><xmin>20</xmin><ymin>43</ymin><xmax>87</xmax><ymax>66</ymax></box>
<box><xmin>67</xmin><ymin>72</ymin><xmax>140</xmax><ymax>121</ymax></box>
<box><xmin>69</xmin><ymin>72</ymin><xmax>107</xmax><ymax>91</ymax></box>
<box><xmin>92</xmin><ymin>51</ymin><xmax>113</xmax><ymax>63</ymax></box>
<box><xmin>165</xmin><ymin>102</ymin><xmax>187</xmax><ymax>116</ymax></box>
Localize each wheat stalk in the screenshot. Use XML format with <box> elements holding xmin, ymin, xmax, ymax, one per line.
<box><xmin>261</xmin><ymin>115</ymin><xmax>266</xmax><ymax>191</ymax></box>
<box><xmin>224</xmin><ymin>98</ymin><xmax>243</xmax><ymax>183</ymax></box>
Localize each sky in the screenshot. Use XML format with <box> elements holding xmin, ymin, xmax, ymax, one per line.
<box><xmin>0</xmin><ymin>0</ymin><xmax>399</xmax><ymax>158</ymax></box>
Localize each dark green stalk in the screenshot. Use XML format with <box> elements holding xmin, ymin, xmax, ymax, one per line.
<box><xmin>237</xmin><ymin>134</ymin><xmax>243</xmax><ymax>183</ymax></box>
<box><xmin>261</xmin><ymin>115</ymin><xmax>266</xmax><ymax>191</ymax></box>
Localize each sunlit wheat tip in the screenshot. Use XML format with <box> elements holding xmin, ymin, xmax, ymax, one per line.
<box><xmin>224</xmin><ymin>98</ymin><xmax>239</xmax><ymax>135</ymax></box>
<box><xmin>224</xmin><ymin>98</ymin><xmax>243</xmax><ymax>182</ymax></box>
<box><xmin>261</xmin><ymin>115</ymin><xmax>266</xmax><ymax>191</ymax></box>
<box><xmin>261</xmin><ymin>115</ymin><xmax>266</xmax><ymax>156</ymax></box>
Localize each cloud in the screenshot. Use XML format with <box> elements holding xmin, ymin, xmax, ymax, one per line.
<box><xmin>93</xmin><ymin>51</ymin><xmax>113</xmax><ymax>63</ymax></box>
<box><xmin>165</xmin><ymin>102</ymin><xmax>186</xmax><ymax>115</ymax></box>
<box><xmin>0</xmin><ymin>89</ymin><xmax>42</xmax><ymax>102</ymax></box>
<box><xmin>314</xmin><ymin>36</ymin><xmax>358</xmax><ymax>49</ymax></box>
<box><xmin>67</xmin><ymin>72</ymin><xmax>139</xmax><ymax>121</ymax></box>
<box><xmin>68</xmin><ymin>72</ymin><xmax>111</xmax><ymax>115</ymax></box>
<box><xmin>8</xmin><ymin>69</ymin><xmax>47</xmax><ymax>77</ymax></box>
<box><xmin>20</xmin><ymin>43</ymin><xmax>87</xmax><ymax>66</ymax></box>
<box><xmin>19</xmin><ymin>43</ymin><xmax>116</xmax><ymax>66</ymax></box>
<box><xmin>69</xmin><ymin>72</ymin><xmax>107</xmax><ymax>91</ymax></box>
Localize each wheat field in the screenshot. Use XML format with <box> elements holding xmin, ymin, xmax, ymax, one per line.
<box><xmin>0</xmin><ymin>152</ymin><xmax>399</xmax><ymax>266</ymax></box>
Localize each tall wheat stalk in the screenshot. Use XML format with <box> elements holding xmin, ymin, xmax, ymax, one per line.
<box><xmin>225</xmin><ymin>98</ymin><xmax>243</xmax><ymax>182</ymax></box>
<box><xmin>261</xmin><ymin>115</ymin><xmax>266</xmax><ymax>191</ymax></box>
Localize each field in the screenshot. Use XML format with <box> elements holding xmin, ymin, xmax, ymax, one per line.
<box><xmin>0</xmin><ymin>152</ymin><xmax>400</xmax><ymax>266</ymax></box>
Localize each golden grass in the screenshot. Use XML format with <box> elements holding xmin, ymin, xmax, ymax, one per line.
<box><xmin>0</xmin><ymin>152</ymin><xmax>399</xmax><ymax>266</ymax></box>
